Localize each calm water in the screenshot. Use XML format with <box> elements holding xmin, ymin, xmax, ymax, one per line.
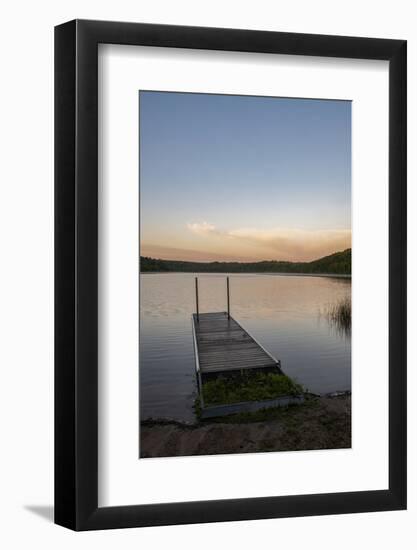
<box><xmin>140</xmin><ymin>273</ymin><xmax>351</xmax><ymax>422</ymax></box>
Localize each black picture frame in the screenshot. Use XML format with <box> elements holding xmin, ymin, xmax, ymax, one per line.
<box><xmin>55</xmin><ymin>19</ymin><xmax>407</xmax><ymax>531</ymax></box>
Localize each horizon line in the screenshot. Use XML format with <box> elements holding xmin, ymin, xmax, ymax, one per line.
<box><xmin>140</xmin><ymin>248</ymin><xmax>351</xmax><ymax>265</ymax></box>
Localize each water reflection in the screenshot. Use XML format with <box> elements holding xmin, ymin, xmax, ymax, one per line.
<box><xmin>140</xmin><ymin>273</ymin><xmax>351</xmax><ymax>422</ymax></box>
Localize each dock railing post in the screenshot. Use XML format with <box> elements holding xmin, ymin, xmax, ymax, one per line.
<box><xmin>195</xmin><ymin>277</ymin><xmax>199</xmax><ymax>322</ymax></box>
<box><xmin>227</xmin><ymin>276</ymin><xmax>230</xmax><ymax>319</ymax></box>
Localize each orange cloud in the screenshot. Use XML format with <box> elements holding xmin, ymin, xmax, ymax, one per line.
<box><xmin>184</xmin><ymin>222</ymin><xmax>351</xmax><ymax>262</ymax></box>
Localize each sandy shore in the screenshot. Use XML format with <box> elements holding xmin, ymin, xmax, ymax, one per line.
<box><xmin>140</xmin><ymin>394</ymin><xmax>351</xmax><ymax>458</ymax></box>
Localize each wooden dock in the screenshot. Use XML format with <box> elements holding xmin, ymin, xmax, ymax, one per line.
<box><xmin>192</xmin><ymin>311</ymin><xmax>281</xmax><ymax>376</ymax></box>
<box><xmin>190</xmin><ymin>277</ymin><xmax>300</xmax><ymax>418</ymax></box>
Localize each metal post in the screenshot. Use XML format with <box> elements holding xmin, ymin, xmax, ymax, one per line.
<box><xmin>195</xmin><ymin>277</ymin><xmax>199</xmax><ymax>322</ymax></box>
<box><xmin>227</xmin><ymin>276</ymin><xmax>230</xmax><ymax>319</ymax></box>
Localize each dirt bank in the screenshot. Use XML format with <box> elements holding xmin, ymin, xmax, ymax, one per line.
<box><xmin>140</xmin><ymin>394</ymin><xmax>351</xmax><ymax>458</ymax></box>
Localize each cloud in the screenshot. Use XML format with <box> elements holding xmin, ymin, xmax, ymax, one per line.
<box><xmin>228</xmin><ymin>227</ymin><xmax>351</xmax><ymax>261</ymax></box>
<box><xmin>186</xmin><ymin>221</ymin><xmax>217</xmax><ymax>236</ymax></box>
<box><xmin>186</xmin><ymin>221</ymin><xmax>351</xmax><ymax>262</ymax></box>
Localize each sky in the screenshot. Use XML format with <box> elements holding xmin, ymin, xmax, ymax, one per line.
<box><xmin>139</xmin><ymin>91</ymin><xmax>351</xmax><ymax>263</ymax></box>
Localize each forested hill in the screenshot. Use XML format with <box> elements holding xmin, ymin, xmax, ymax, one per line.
<box><xmin>140</xmin><ymin>249</ymin><xmax>351</xmax><ymax>275</ymax></box>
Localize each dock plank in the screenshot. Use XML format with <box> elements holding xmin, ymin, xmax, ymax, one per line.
<box><xmin>192</xmin><ymin>312</ymin><xmax>279</xmax><ymax>375</ymax></box>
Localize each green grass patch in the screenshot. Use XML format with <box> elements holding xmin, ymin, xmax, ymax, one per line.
<box><xmin>202</xmin><ymin>372</ymin><xmax>303</xmax><ymax>406</ymax></box>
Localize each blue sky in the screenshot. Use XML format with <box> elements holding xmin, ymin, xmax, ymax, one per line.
<box><xmin>140</xmin><ymin>91</ymin><xmax>351</xmax><ymax>262</ymax></box>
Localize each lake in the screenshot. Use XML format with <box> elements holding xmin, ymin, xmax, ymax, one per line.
<box><xmin>140</xmin><ymin>273</ymin><xmax>351</xmax><ymax>423</ymax></box>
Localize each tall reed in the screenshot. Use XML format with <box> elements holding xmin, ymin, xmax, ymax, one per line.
<box><xmin>323</xmin><ymin>295</ymin><xmax>351</xmax><ymax>335</ymax></box>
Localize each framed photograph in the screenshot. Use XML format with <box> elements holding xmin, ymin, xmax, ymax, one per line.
<box><xmin>55</xmin><ymin>20</ymin><xmax>406</xmax><ymax>530</ymax></box>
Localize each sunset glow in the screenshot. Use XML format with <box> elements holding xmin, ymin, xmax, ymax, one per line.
<box><xmin>140</xmin><ymin>92</ymin><xmax>351</xmax><ymax>263</ymax></box>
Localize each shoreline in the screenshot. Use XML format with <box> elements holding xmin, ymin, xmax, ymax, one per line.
<box><xmin>141</xmin><ymin>271</ymin><xmax>351</xmax><ymax>278</ymax></box>
<box><xmin>140</xmin><ymin>393</ymin><xmax>351</xmax><ymax>458</ymax></box>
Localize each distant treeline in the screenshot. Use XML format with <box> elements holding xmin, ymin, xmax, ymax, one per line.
<box><xmin>140</xmin><ymin>249</ymin><xmax>351</xmax><ymax>275</ymax></box>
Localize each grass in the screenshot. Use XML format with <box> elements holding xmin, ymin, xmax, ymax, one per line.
<box><xmin>201</xmin><ymin>372</ymin><xmax>303</xmax><ymax>406</ymax></box>
<box><xmin>323</xmin><ymin>295</ymin><xmax>351</xmax><ymax>334</ymax></box>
